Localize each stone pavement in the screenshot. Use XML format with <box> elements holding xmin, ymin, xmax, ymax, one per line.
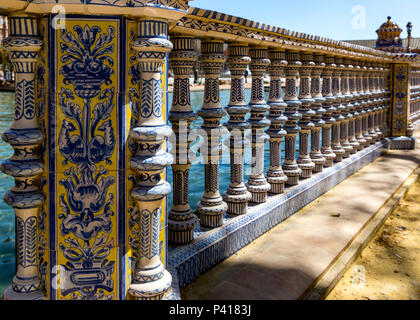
<box><xmin>181</xmin><ymin>133</ymin><xmax>420</xmax><ymax>300</ymax></box>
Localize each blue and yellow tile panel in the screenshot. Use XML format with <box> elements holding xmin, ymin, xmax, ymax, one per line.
<box><xmin>34</xmin><ymin>15</ymin><xmax>169</xmax><ymax>300</ymax></box>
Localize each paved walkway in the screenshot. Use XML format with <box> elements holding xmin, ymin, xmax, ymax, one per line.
<box><xmin>181</xmin><ymin>133</ymin><xmax>420</xmax><ymax>300</ymax></box>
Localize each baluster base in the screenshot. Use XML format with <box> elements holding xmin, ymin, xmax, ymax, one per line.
<box><xmin>168</xmin><ymin>213</ymin><xmax>199</xmax><ymax>245</ymax></box>
<box><xmin>3</xmin><ymin>279</ymin><xmax>46</xmax><ymax>300</ymax></box>
<box><xmin>310</xmin><ymin>153</ymin><xmax>326</xmax><ymax>173</ymax></box>
<box><xmin>297</xmin><ymin>158</ymin><xmax>315</xmax><ymax>179</ymax></box>
<box><xmin>266</xmin><ymin>173</ymin><xmax>288</xmax><ymax>195</ymax></box>
<box><xmin>197</xmin><ymin>199</ymin><xmax>228</xmax><ymax>228</ymax></box>
<box><xmin>223</xmin><ymin>190</ymin><xmax>252</xmax><ymax>216</ymax></box>
<box><xmin>246</xmin><ymin>180</ymin><xmax>271</xmax><ymax>204</ymax></box>
<box><xmin>129</xmin><ymin>269</ymin><xmax>172</xmax><ymax>300</ymax></box>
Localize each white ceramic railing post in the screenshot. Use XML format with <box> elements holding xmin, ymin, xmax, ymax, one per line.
<box><xmin>266</xmin><ymin>49</ymin><xmax>288</xmax><ymax>193</ymax></box>
<box><xmin>246</xmin><ymin>46</ymin><xmax>271</xmax><ymax>203</ymax></box>
<box><xmin>297</xmin><ymin>53</ymin><xmax>315</xmax><ymax>179</ymax></box>
<box><xmin>310</xmin><ymin>54</ymin><xmax>327</xmax><ymax>172</ymax></box>
<box><xmin>283</xmin><ymin>50</ymin><xmax>302</xmax><ymax>185</ymax></box>
<box><xmin>197</xmin><ymin>40</ymin><xmax>228</xmax><ymax>228</ymax></box>
<box><xmin>354</xmin><ymin>60</ymin><xmax>367</xmax><ymax>149</ymax></box>
<box><xmin>331</xmin><ymin>57</ymin><xmax>345</xmax><ymax>163</ymax></box>
<box><xmin>129</xmin><ymin>18</ymin><xmax>173</xmax><ymax>300</ymax></box>
<box><xmin>345</xmin><ymin>58</ymin><xmax>360</xmax><ymax>154</ymax></box>
<box><xmin>321</xmin><ymin>56</ymin><xmax>337</xmax><ymax>167</ymax></box>
<box><xmin>223</xmin><ymin>43</ymin><xmax>252</xmax><ymax>215</ymax></box>
<box><xmin>1</xmin><ymin>14</ymin><xmax>45</xmax><ymax>300</ymax></box>
<box><xmin>168</xmin><ymin>35</ymin><xmax>199</xmax><ymax>245</ymax></box>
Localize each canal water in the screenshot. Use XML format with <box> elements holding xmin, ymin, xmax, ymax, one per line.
<box><xmin>0</xmin><ymin>91</ymin><xmax>16</xmax><ymax>296</ymax></box>
<box><xmin>0</xmin><ymin>88</ymin><xmax>292</xmax><ymax>296</ymax></box>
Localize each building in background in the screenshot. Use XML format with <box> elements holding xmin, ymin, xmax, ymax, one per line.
<box><xmin>345</xmin><ymin>17</ymin><xmax>420</xmax><ymax>54</ymax></box>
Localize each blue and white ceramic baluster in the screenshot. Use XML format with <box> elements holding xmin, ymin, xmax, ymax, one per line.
<box><xmin>282</xmin><ymin>50</ymin><xmax>302</xmax><ymax>185</ymax></box>
<box><xmin>310</xmin><ymin>54</ymin><xmax>327</xmax><ymax>173</ymax></box>
<box><xmin>168</xmin><ymin>35</ymin><xmax>199</xmax><ymax>245</ymax></box>
<box><xmin>246</xmin><ymin>46</ymin><xmax>271</xmax><ymax>203</ymax></box>
<box><xmin>196</xmin><ymin>40</ymin><xmax>228</xmax><ymax>228</ymax></box>
<box><xmin>129</xmin><ymin>18</ymin><xmax>173</xmax><ymax>300</ymax></box>
<box><xmin>361</xmin><ymin>63</ymin><xmax>373</xmax><ymax>145</ymax></box>
<box><xmin>297</xmin><ymin>53</ymin><xmax>315</xmax><ymax>179</ymax></box>
<box><xmin>373</xmin><ymin>64</ymin><xmax>384</xmax><ymax>140</ymax></box>
<box><xmin>369</xmin><ymin>62</ymin><xmax>379</xmax><ymax>142</ymax></box>
<box><xmin>223</xmin><ymin>43</ymin><xmax>252</xmax><ymax>215</ymax></box>
<box><xmin>339</xmin><ymin>58</ymin><xmax>354</xmax><ymax>158</ymax></box>
<box><xmin>1</xmin><ymin>14</ymin><xmax>45</xmax><ymax>300</ymax></box>
<box><xmin>368</xmin><ymin>62</ymin><xmax>379</xmax><ymax>142</ymax></box>
<box><xmin>345</xmin><ymin>58</ymin><xmax>360</xmax><ymax>154</ymax></box>
<box><xmin>330</xmin><ymin>57</ymin><xmax>345</xmax><ymax>163</ymax></box>
<box><xmin>266</xmin><ymin>49</ymin><xmax>288</xmax><ymax>193</ymax></box>
<box><xmin>354</xmin><ymin>60</ymin><xmax>367</xmax><ymax>149</ymax></box>
<box><xmin>321</xmin><ymin>56</ymin><xmax>337</xmax><ymax>167</ymax></box>
<box><xmin>379</xmin><ymin>64</ymin><xmax>388</xmax><ymax>139</ymax></box>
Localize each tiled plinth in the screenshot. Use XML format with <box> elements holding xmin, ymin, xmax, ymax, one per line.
<box><xmin>168</xmin><ymin>139</ymin><xmax>390</xmax><ymax>295</ymax></box>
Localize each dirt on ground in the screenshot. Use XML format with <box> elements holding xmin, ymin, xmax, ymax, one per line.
<box><xmin>326</xmin><ymin>174</ymin><xmax>420</xmax><ymax>300</ymax></box>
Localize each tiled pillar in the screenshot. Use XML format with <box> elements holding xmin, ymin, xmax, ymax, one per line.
<box><xmin>310</xmin><ymin>54</ymin><xmax>327</xmax><ymax>172</ymax></box>
<box><xmin>1</xmin><ymin>14</ymin><xmax>45</xmax><ymax>300</ymax></box>
<box><xmin>354</xmin><ymin>60</ymin><xmax>367</xmax><ymax>149</ymax></box>
<box><xmin>246</xmin><ymin>46</ymin><xmax>271</xmax><ymax>203</ymax></box>
<box><xmin>339</xmin><ymin>58</ymin><xmax>354</xmax><ymax>158</ymax></box>
<box><xmin>297</xmin><ymin>53</ymin><xmax>315</xmax><ymax>178</ymax></box>
<box><xmin>129</xmin><ymin>18</ymin><xmax>173</xmax><ymax>300</ymax></box>
<box><xmin>283</xmin><ymin>50</ymin><xmax>302</xmax><ymax>185</ymax></box>
<box><xmin>383</xmin><ymin>64</ymin><xmax>392</xmax><ymax>138</ymax></box>
<box><xmin>266</xmin><ymin>49</ymin><xmax>288</xmax><ymax>194</ymax></box>
<box><xmin>321</xmin><ymin>56</ymin><xmax>336</xmax><ymax>167</ymax></box>
<box><xmin>196</xmin><ymin>40</ymin><xmax>228</xmax><ymax>227</ymax></box>
<box><xmin>223</xmin><ymin>43</ymin><xmax>252</xmax><ymax>215</ymax></box>
<box><xmin>346</xmin><ymin>58</ymin><xmax>360</xmax><ymax>153</ymax></box>
<box><xmin>168</xmin><ymin>35</ymin><xmax>199</xmax><ymax>245</ymax></box>
<box><xmin>330</xmin><ymin>57</ymin><xmax>346</xmax><ymax>162</ymax></box>
<box><xmin>389</xmin><ymin>63</ymin><xmax>416</xmax><ymax>149</ymax></box>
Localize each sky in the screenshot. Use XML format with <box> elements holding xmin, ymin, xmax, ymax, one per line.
<box><xmin>191</xmin><ymin>0</ymin><xmax>419</xmax><ymax>41</ymax></box>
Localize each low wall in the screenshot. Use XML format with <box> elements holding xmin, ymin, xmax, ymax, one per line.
<box><xmin>168</xmin><ymin>139</ymin><xmax>390</xmax><ymax>297</ymax></box>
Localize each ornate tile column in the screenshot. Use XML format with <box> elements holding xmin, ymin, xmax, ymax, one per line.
<box><xmin>354</xmin><ymin>60</ymin><xmax>367</xmax><ymax>149</ymax></box>
<box><xmin>283</xmin><ymin>50</ymin><xmax>302</xmax><ymax>185</ymax></box>
<box><xmin>1</xmin><ymin>14</ymin><xmax>45</xmax><ymax>300</ymax></box>
<box><xmin>266</xmin><ymin>49</ymin><xmax>288</xmax><ymax>193</ymax></box>
<box><xmin>346</xmin><ymin>58</ymin><xmax>360</xmax><ymax>154</ymax></box>
<box><xmin>168</xmin><ymin>35</ymin><xmax>199</xmax><ymax>245</ymax></box>
<box><xmin>223</xmin><ymin>43</ymin><xmax>252</xmax><ymax>215</ymax></box>
<box><xmin>330</xmin><ymin>57</ymin><xmax>345</xmax><ymax>163</ymax></box>
<box><xmin>246</xmin><ymin>46</ymin><xmax>271</xmax><ymax>203</ymax></box>
<box><xmin>339</xmin><ymin>58</ymin><xmax>354</xmax><ymax>158</ymax></box>
<box><xmin>310</xmin><ymin>54</ymin><xmax>327</xmax><ymax>172</ymax></box>
<box><xmin>321</xmin><ymin>56</ymin><xmax>336</xmax><ymax>167</ymax></box>
<box><xmin>129</xmin><ymin>18</ymin><xmax>173</xmax><ymax>300</ymax></box>
<box><xmin>196</xmin><ymin>40</ymin><xmax>228</xmax><ymax>227</ymax></box>
<box><xmin>389</xmin><ymin>62</ymin><xmax>416</xmax><ymax>149</ymax></box>
<box><xmin>297</xmin><ymin>53</ymin><xmax>315</xmax><ymax>178</ymax></box>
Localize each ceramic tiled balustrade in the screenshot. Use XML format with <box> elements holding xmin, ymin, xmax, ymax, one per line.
<box><xmin>0</xmin><ymin>0</ymin><xmax>419</xmax><ymax>300</ymax></box>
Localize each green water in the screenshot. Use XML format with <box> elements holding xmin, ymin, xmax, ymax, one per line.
<box><xmin>0</xmin><ymin>91</ymin><xmax>16</xmax><ymax>296</ymax></box>
<box><xmin>0</xmin><ymin>88</ymin><xmax>292</xmax><ymax>296</ymax></box>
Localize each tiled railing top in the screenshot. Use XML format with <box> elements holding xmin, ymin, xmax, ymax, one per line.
<box><xmin>178</xmin><ymin>6</ymin><xmax>413</xmax><ymax>61</ymax></box>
